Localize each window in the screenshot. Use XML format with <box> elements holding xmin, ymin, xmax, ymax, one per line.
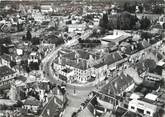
<box><xmin>124</xmin><ymin>104</ymin><xmax>128</xmax><ymax>109</ymax></box>
<box><xmin>146</xmin><ymin>111</ymin><xmax>150</xmax><ymax>115</ymax></box>
<box><xmin>131</xmin><ymin>106</ymin><xmax>135</xmax><ymax>110</ymax></box>
<box><xmin>137</xmin><ymin>108</ymin><xmax>144</xmax><ymax>114</ymax></box>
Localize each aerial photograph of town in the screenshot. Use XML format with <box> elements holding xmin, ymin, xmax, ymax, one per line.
<box><xmin>0</xmin><ymin>0</ymin><xmax>165</xmax><ymax>117</ymax></box>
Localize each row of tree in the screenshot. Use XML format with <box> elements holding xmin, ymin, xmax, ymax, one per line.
<box><xmin>99</xmin><ymin>12</ymin><xmax>151</xmax><ymax>31</ymax></box>
<box><xmin>123</xmin><ymin>1</ymin><xmax>164</xmax><ymax>14</ymax></box>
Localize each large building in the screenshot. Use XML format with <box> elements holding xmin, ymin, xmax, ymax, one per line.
<box><xmin>53</xmin><ymin>48</ymin><xmax>125</xmax><ymax>83</ymax></box>
<box><xmin>0</xmin><ymin>66</ymin><xmax>17</xmax><ymax>89</ymax></box>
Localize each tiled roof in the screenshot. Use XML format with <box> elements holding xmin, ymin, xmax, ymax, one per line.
<box><xmin>101</xmin><ymin>72</ymin><xmax>133</xmax><ymax>95</ymax></box>
<box><xmin>78</xmin><ymin>107</ymin><xmax>94</xmax><ymax>117</ymax></box>
<box><xmin>116</xmin><ymin>107</ymin><xmax>142</xmax><ymax>117</ymax></box>
<box><xmin>93</xmin><ymin>51</ymin><xmax>123</xmax><ymax>68</ymax></box>
<box><xmin>0</xmin><ymin>54</ymin><xmax>11</xmax><ymax>62</ymax></box>
<box><xmin>105</xmin><ymin>51</ymin><xmax>123</xmax><ymax>65</ymax></box>
<box><xmin>0</xmin><ymin>66</ymin><xmax>15</xmax><ymax>78</ymax></box>
<box><xmin>76</xmin><ymin>50</ymin><xmax>100</xmax><ymax>60</ymax></box>
<box><xmin>24</xmin><ymin>96</ymin><xmax>40</xmax><ymax>106</ymax></box>
<box><xmin>61</xmin><ymin>49</ymin><xmax>100</xmax><ymax>61</ymax></box>
<box><xmin>93</xmin><ymin>62</ymin><xmax>105</xmax><ymax>68</ymax></box>
<box><xmin>40</xmin><ymin>96</ymin><xmax>63</xmax><ymax>117</ymax></box>
<box><xmin>63</xmin><ymin>52</ymin><xmax>76</xmax><ymax>60</ymax></box>
<box><xmin>123</xmin><ymin>111</ymin><xmax>142</xmax><ymax>117</ymax></box>
<box><xmin>61</xmin><ymin>57</ymin><xmax>88</xmax><ymax>70</ymax></box>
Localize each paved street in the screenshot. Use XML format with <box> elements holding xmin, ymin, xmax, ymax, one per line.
<box><xmin>41</xmin><ymin>31</ymin><xmax>99</xmax><ymax>116</ymax></box>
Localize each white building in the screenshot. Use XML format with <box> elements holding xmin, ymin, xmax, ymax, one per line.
<box><xmin>67</xmin><ymin>23</ymin><xmax>86</xmax><ymax>33</ymax></box>
<box><xmin>0</xmin><ymin>66</ymin><xmax>17</xmax><ymax>88</ymax></box>
<box><xmin>41</xmin><ymin>5</ymin><xmax>53</xmax><ymax>14</ymax></box>
<box><xmin>128</xmin><ymin>99</ymin><xmax>158</xmax><ymax>117</ymax></box>
<box><xmin>101</xmin><ymin>30</ymin><xmax>132</xmax><ymax>45</ymax></box>
<box><xmin>24</xmin><ymin>96</ymin><xmax>40</xmax><ymax>113</ymax></box>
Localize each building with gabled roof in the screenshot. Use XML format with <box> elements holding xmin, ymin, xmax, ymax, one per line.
<box><xmin>101</xmin><ymin>72</ymin><xmax>134</xmax><ymax>96</ymax></box>
<box><xmin>128</xmin><ymin>99</ymin><xmax>158</xmax><ymax>117</ymax></box>
<box><xmin>53</xmin><ymin>47</ymin><xmax>127</xmax><ymax>83</ymax></box>
<box><xmin>23</xmin><ymin>96</ymin><xmax>41</xmax><ymax>113</ymax></box>
<box><xmin>0</xmin><ymin>66</ymin><xmax>17</xmax><ymax>90</ymax></box>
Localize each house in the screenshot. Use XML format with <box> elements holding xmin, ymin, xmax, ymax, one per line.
<box><xmin>101</xmin><ymin>72</ymin><xmax>134</xmax><ymax>96</ymax></box>
<box><xmin>87</xmin><ymin>96</ymin><xmax>107</xmax><ymax>117</ymax></box>
<box><xmin>53</xmin><ymin>49</ymin><xmax>101</xmax><ymax>83</ymax></box>
<box><xmin>40</xmin><ymin>96</ymin><xmax>65</xmax><ymax>117</ymax></box>
<box><xmin>78</xmin><ymin>107</ymin><xmax>94</xmax><ymax>117</ymax></box>
<box><xmin>115</xmin><ymin>106</ymin><xmax>142</xmax><ymax>117</ymax></box>
<box><xmin>143</xmin><ymin>72</ymin><xmax>163</xmax><ymax>82</ymax></box>
<box><xmin>28</xmin><ymin>52</ymin><xmax>39</xmax><ymax>63</ymax></box>
<box><xmin>128</xmin><ymin>99</ymin><xmax>158</xmax><ymax>117</ymax></box>
<box><xmin>58</xmin><ymin>68</ymin><xmax>74</xmax><ymax>83</ymax></box>
<box><xmin>54</xmin><ymin>48</ymin><xmax>128</xmax><ymax>83</ymax></box>
<box><xmin>23</xmin><ymin>96</ymin><xmax>41</xmax><ymax>113</ymax></box>
<box><xmin>67</xmin><ymin>23</ymin><xmax>86</xmax><ymax>34</ymax></box>
<box><xmin>40</xmin><ymin>5</ymin><xmax>53</xmax><ymax>14</ymax></box>
<box><xmin>0</xmin><ymin>66</ymin><xmax>16</xmax><ymax>89</ymax></box>
<box><xmin>0</xmin><ymin>54</ymin><xmax>12</xmax><ymax>67</ymax></box>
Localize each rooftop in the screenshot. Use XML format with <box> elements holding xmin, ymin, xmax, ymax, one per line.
<box><xmin>129</xmin><ymin>99</ymin><xmax>157</xmax><ymax>111</ymax></box>
<box><xmin>24</xmin><ymin>96</ymin><xmax>40</xmax><ymax>106</ymax></box>
<box><xmin>0</xmin><ymin>66</ymin><xmax>15</xmax><ymax>78</ymax></box>
<box><xmin>0</xmin><ymin>54</ymin><xmax>11</xmax><ymax>62</ymax></box>
<box><xmin>101</xmin><ymin>72</ymin><xmax>133</xmax><ymax>95</ymax></box>
<box><xmin>93</xmin><ymin>51</ymin><xmax>123</xmax><ymax>68</ymax></box>
<box><xmin>40</xmin><ymin>96</ymin><xmax>63</xmax><ymax>117</ymax></box>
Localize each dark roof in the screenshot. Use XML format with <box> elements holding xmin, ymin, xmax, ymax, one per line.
<box><xmin>61</xmin><ymin>57</ymin><xmax>88</xmax><ymax>70</ymax></box>
<box><xmin>116</xmin><ymin>107</ymin><xmax>127</xmax><ymax>117</ymax></box>
<box><xmin>0</xmin><ymin>66</ymin><xmax>15</xmax><ymax>78</ymax></box>
<box><xmin>40</xmin><ymin>96</ymin><xmax>63</xmax><ymax>117</ymax></box>
<box><xmin>87</xmin><ymin>96</ymin><xmax>105</xmax><ymax>117</ymax></box>
<box><xmin>61</xmin><ymin>49</ymin><xmax>100</xmax><ymax>61</ymax></box>
<box><xmin>105</xmin><ymin>51</ymin><xmax>123</xmax><ymax>65</ymax></box>
<box><xmin>24</xmin><ymin>97</ymin><xmax>40</xmax><ymax>106</ymax></box>
<box><xmin>76</xmin><ymin>50</ymin><xmax>100</xmax><ymax>60</ymax></box>
<box><xmin>14</xmin><ymin>75</ymin><xmax>27</xmax><ymax>82</ymax></box>
<box><xmin>123</xmin><ymin>111</ymin><xmax>142</xmax><ymax>117</ymax></box>
<box><xmin>93</xmin><ymin>62</ymin><xmax>105</xmax><ymax>68</ymax></box>
<box><xmin>101</xmin><ymin>72</ymin><xmax>133</xmax><ymax>95</ymax></box>
<box><xmin>61</xmin><ymin>68</ymin><xmax>72</xmax><ymax>73</ymax></box>
<box><xmin>93</xmin><ymin>51</ymin><xmax>123</xmax><ymax>68</ymax></box>
<box><xmin>59</xmin><ymin>74</ymin><xmax>67</xmax><ymax>82</ymax></box>
<box><xmin>0</xmin><ymin>54</ymin><xmax>11</xmax><ymax>62</ymax></box>
<box><xmin>116</xmin><ymin>106</ymin><xmax>143</xmax><ymax>117</ymax></box>
<box><xmin>63</xmin><ymin>52</ymin><xmax>76</xmax><ymax>60</ymax></box>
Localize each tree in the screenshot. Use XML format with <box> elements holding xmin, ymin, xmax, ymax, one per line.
<box><xmin>29</xmin><ymin>62</ymin><xmax>40</xmax><ymax>70</ymax></box>
<box><xmin>152</xmin><ymin>5</ymin><xmax>164</xmax><ymax>14</ymax></box>
<box><xmin>26</xmin><ymin>30</ymin><xmax>32</xmax><ymax>41</ymax></box>
<box><xmin>163</xmin><ymin>23</ymin><xmax>165</xmax><ymax>29</ymax></box>
<box><xmin>139</xmin><ymin>5</ymin><xmax>144</xmax><ymax>13</ymax></box>
<box><xmin>10</xmin><ymin>61</ymin><xmax>16</xmax><ymax>68</ymax></box>
<box><xmin>0</xmin><ymin>37</ymin><xmax>12</xmax><ymax>45</ymax></box>
<box><xmin>144</xmin><ymin>59</ymin><xmax>156</xmax><ymax>71</ymax></box>
<box><xmin>99</xmin><ymin>13</ymin><xmax>109</xmax><ymax>29</ymax></box>
<box><xmin>123</xmin><ymin>2</ymin><xmax>130</xmax><ymax>12</ymax></box>
<box><xmin>140</xmin><ymin>16</ymin><xmax>151</xmax><ymax>29</ymax></box>
<box><xmin>31</xmin><ymin>37</ymin><xmax>40</xmax><ymax>45</ymax></box>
